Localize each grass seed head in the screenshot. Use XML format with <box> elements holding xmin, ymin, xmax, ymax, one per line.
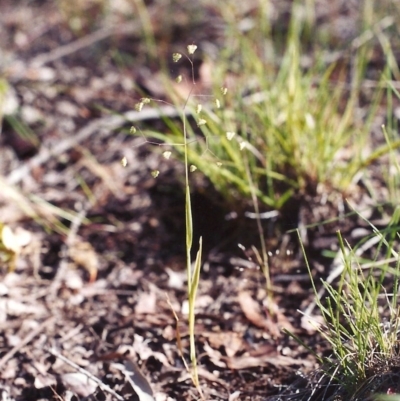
<box><xmin>163</xmin><ymin>151</ymin><xmax>172</xmax><ymax>160</ymax></box>
<box><xmin>187</xmin><ymin>44</ymin><xmax>197</xmax><ymax>55</ymax></box>
<box><xmin>135</xmin><ymin>102</ymin><xmax>144</xmax><ymax>112</ymax></box>
<box><xmin>172</xmin><ymin>53</ymin><xmax>182</xmax><ymax>62</ymax></box>
<box><xmin>226</xmin><ymin>132</ymin><xmax>235</xmax><ymax>140</ymax></box>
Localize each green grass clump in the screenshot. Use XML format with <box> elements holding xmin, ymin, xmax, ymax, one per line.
<box><xmin>142</xmin><ymin>1</ymin><xmax>400</xmax><ymax>212</ymax></box>
<box><xmin>291</xmin><ymin>209</ymin><xmax>400</xmax><ymax>400</ymax></box>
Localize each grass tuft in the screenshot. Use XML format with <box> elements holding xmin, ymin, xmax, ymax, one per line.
<box><xmin>287</xmin><ymin>209</ymin><xmax>400</xmax><ymax>400</ymax></box>
<box><xmin>145</xmin><ymin>1</ymin><xmax>400</xmax><ymax>213</ymax></box>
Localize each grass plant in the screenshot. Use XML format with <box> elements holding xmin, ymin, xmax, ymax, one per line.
<box><xmin>143</xmin><ymin>1</ymin><xmax>398</xmax><ymax>213</ymax></box>
<box><xmin>90</xmin><ymin>0</ymin><xmax>400</xmax><ymax>214</ymax></box>
<box><xmin>130</xmin><ymin>2</ymin><xmax>400</xmax><ymax>397</ymax></box>
<box><xmin>131</xmin><ymin>45</ymin><xmax>207</xmax><ymax>397</ymax></box>
<box><xmin>383</xmin><ymin>79</ymin><xmax>400</xmax><ymax>204</ymax></box>
<box><xmin>179</xmin><ymin>45</ymin><xmax>204</xmax><ymax>396</ymax></box>
<box><xmin>291</xmin><ymin>207</ymin><xmax>400</xmax><ymax>400</ymax></box>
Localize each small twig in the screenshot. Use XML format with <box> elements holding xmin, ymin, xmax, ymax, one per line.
<box><xmin>46</xmin><ymin>346</ymin><xmax>124</xmax><ymax>401</ymax></box>
<box><xmin>0</xmin><ymin>316</ymin><xmax>55</xmax><ymax>369</ymax></box>
<box><xmin>30</xmin><ymin>20</ymin><xmax>141</xmax><ymax>68</ymax></box>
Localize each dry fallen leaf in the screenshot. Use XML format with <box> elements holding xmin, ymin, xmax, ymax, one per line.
<box><xmin>165</xmin><ymin>267</ymin><xmax>185</xmax><ymax>289</ymax></box>
<box><xmin>238</xmin><ymin>290</ymin><xmax>282</xmax><ymax>337</ymax></box>
<box><xmin>135</xmin><ymin>291</ymin><xmax>157</xmax><ymax>315</ymax></box>
<box><xmin>229</xmin><ymin>391</ymin><xmax>241</xmax><ymax>401</ymax></box>
<box><xmin>263</xmin><ymin>295</ymin><xmax>296</xmax><ymax>334</ymax></box>
<box><xmin>0</xmin><ymin>299</ymin><xmax>47</xmax><ymax>317</ymax></box>
<box><xmin>0</xmin><ymin>224</ymin><xmax>32</xmax><ymax>272</ymax></box>
<box><xmin>96</xmin><ymin>347</ymin><xmax>156</xmax><ymax>401</ymax></box>
<box><xmin>203</xmin><ymin>342</ymin><xmax>227</xmax><ymax>368</ymax></box>
<box><xmin>69</xmin><ymin>240</ymin><xmax>99</xmax><ymax>282</ymax></box>
<box><xmin>34</xmin><ymin>373</ymin><xmax>57</xmax><ymax>389</ymax></box>
<box><xmin>122</xmin><ymin>358</ymin><xmax>155</xmax><ymax>401</ymax></box>
<box><xmin>238</xmin><ymin>291</ymin><xmax>296</xmax><ymax>339</ymax></box>
<box><xmin>202</xmin><ymin>331</ymin><xmax>244</xmax><ymax>358</ymax></box>
<box><xmin>61</xmin><ymin>372</ymin><xmax>97</xmax><ymax>397</ymax></box>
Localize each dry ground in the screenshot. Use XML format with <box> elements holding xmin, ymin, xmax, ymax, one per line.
<box><xmin>0</xmin><ymin>1</ymin><xmax>398</xmax><ymax>400</ymax></box>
